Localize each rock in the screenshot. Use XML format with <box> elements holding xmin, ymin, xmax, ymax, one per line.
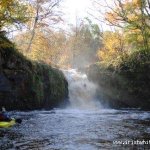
<box><xmin>0</xmin><ymin>33</ymin><xmax>69</xmax><ymax>110</ymax></box>
<box><xmin>87</xmin><ymin>62</ymin><xmax>150</xmax><ymax>110</ymax></box>
<box><xmin>0</xmin><ymin>73</ymin><xmax>11</xmax><ymax>92</ymax></box>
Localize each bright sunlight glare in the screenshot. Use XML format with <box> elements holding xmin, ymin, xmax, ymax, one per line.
<box><xmin>61</xmin><ymin>0</ymin><xmax>112</xmax><ymax>31</ymax></box>
<box><xmin>64</xmin><ymin>0</ymin><xmax>91</xmax><ymax>13</ymax></box>
<box><xmin>62</xmin><ymin>0</ymin><xmax>92</xmax><ymax>24</ymax></box>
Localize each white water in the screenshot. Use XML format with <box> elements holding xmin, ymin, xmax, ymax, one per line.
<box><xmin>63</xmin><ymin>69</ymin><xmax>101</xmax><ymax>110</ymax></box>
<box><xmin>1</xmin><ymin>69</ymin><xmax>150</xmax><ymax>149</ymax></box>
<box><xmin>1</xmin><ymin>109</ymin><xmax>150</xmax><ymax>149</ymax></box>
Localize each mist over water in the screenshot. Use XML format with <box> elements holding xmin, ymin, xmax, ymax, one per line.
<box><xmin>1</xmin><ymin>69</ymin><xmax>150</xmax><ymax>150</ymax></box>
<box><xmin>63</xmin><ymin>69</ymin><xmax>101</xmax><ymax>110</ymax></box>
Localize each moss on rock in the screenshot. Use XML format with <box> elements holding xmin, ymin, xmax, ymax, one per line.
<box><xmin>87</xmin><ymin>51</ymin><xmax>150</xmax><ymax>110</ymax></box>
<box><xmin>0</xmin><ymin>32</ymin><xmax>68</xmax><ymax>110</ymax></box>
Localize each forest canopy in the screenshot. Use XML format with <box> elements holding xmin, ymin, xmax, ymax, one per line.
<box><xmin>0</xmin><ymin>0</ymin><xmax>150</xmax><ymax>69</ymax></box>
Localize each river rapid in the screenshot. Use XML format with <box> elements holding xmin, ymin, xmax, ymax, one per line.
<box><xmin>0</xmin><ymin>69</ymin><xmax>150</xmax><ymax>150</ymax></box>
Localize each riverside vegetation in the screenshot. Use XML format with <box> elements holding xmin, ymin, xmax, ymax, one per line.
<box><xmin>0</xmin><ymin>0</ymin><xmax>69</xmax><ymax>110</ymax></box>
<box><xmin>0</xmin><ymin>32</ymin><xmax>68</xmax><ymax>110</ymax></box>
<box><xmin>87</xmin><ymin>0</ymin><xmax>150</xmax><ymax>110</ymax></box>
<box><xmin>87</xmin><ymin>50</ymin><xmax>150</xmax><ymax>109</ymax></box>
<box><xmin>0</xmin><ymin>0</ymin><xmax>150</xmax><ymax>110</ymax></box>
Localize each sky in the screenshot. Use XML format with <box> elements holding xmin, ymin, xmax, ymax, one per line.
<box><xmin>10</xmin><ymin>0</ymin><xmax>113</xmax><ymax>38</ymax></box>
<box><xmin>60</xmin><ymin>0</ymin><xmax>113</xmax><ymax>31</ymax></box>
<box><xmin>62</xmin><ymin>0</ymin><xmax>92</xmax><ymax>23</ymax></box>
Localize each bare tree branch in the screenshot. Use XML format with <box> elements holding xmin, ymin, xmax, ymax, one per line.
<box><xmin>26</xmin><ymin>0</ymin><xmax>62</xmax><ymax>52</ymax></box>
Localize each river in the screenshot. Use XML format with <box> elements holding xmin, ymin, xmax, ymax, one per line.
<box><xmin>0</xmin><ymin>69</ymin><xmax>150</xmax><ymax>150</ymax></box>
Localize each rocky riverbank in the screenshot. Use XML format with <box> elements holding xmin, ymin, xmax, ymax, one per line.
<box><xmin>0</xmin><ymin>32</ymin><xmax>68</xmax><ymax>110</ymax></box>
<box><xmin>87</xmin><ymin>51</ymin><xmax>150</xmax><ymax>110</ymax></box>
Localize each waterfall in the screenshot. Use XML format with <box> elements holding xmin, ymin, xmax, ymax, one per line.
<box><xmin>63</xmin><ymin>69</ymin><xmax>101</xmax><ymax>109</ymax></box>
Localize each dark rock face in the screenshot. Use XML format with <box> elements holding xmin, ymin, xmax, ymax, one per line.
<box><xmin>0</xmin><ymin>74</ymin><xmax>11</xmax><ymax>92</ymax></box>
<box><xmin>0</xmin><ymin>33</ymin><xmax>68</xmax><ymax>110</ymax></box>
<box><xmin>87</xmin><ymin>63</ymin><xmax>150</xmax><ymax>110</ymax></box>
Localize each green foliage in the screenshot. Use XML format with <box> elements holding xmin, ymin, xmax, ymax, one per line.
<box><xmin>98</xmin><ymin>0</ymin><xmax>150</xmax><ymax>69</ymax></box>
<box><xmin>68</xmin><ymin>20</ymin><xmax>101</xmax><ymax>68</ymax></box>
<box><xmin>0</xmin><ymin>33</ymin><xmax>68</xmax><ymax>110</ymax></box>
<box><xmin>91</xmin><ymin>0</ymin><xmax>150</xmax><ymax>108</ymax></box>
<box><xmin>97</xmin><ymin>31</ymin><xmax>126</xmax><ymax>67</ymax></box>
<box><xmin>14</xmin><ymin>29</ymin><xmax>67</xmax><ymax>66</ymax></box>
<box><xmin>88</xmin><ymin>50</ymin><xmax>150</xmax><ymax>109</ymax></box>
<box><xmin>105</xmin><ymin>0</ymin><xmax>150</xmax><ymax>51</ymax></box>
<box><xmin>14</xmin><ymin>20</ymin><xmax>102</xmax><ymax>68</ymax></box>
<box><xmin>118</xmin><ymin>50</ymin><xmax>150</xmax><ymax>71</ymax></box>
<box><xmin>0</xmin><ymin>0</ymin><xmax>28</xmax><ymax>30</ymax></box>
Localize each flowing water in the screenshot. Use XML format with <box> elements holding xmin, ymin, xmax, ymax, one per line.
<box><xmin>63</xmin><ymin>69</ymin><xmax>101</xmax><ymax>110</ymax></box>
<box><xmin>0</xmin><ymin>69</ymin><xmax>150</xmax><ymax>150</ymax></box>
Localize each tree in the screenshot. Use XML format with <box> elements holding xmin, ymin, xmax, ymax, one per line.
<box><xmin>25</xmin><ymin>0</ymin><xmax>62</xmax><ymax>52</ymax></box>
<box><xmin>105</xmin><ymin>0</ymin><xmax>150</xmax><ymax>51</ymax></box>
<box><xmin>97</xmin><ymin>31</ymin><xmax>126</xmax><ymax>66</ymax></box>
<box><xmin>15</xmin><ymin>28</ymin><xmax>67</xmax><ymax>65</ymax></box>
<box><xmin>67</xmin><ymin>19</ymin><xmax>101</xmax><ymax>68</ymax></box>
<box><xmin>0</xmin><ymin>0</ymin><xmax>28</xmax><ymax>31</ymax></box>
